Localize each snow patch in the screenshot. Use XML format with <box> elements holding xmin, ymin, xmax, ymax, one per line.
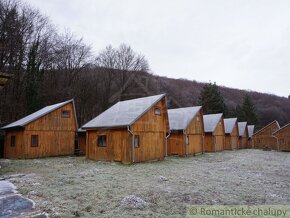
<box><xmin>121</xmin><ymin>195</ymin><xmax>147</xmax><ymax>209</ymax></box>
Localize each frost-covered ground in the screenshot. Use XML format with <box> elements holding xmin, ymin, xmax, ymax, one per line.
<box><xmin>1</xmin><ymin>149</ymin><xmax>290</xmax><ymax>217</ymax></box>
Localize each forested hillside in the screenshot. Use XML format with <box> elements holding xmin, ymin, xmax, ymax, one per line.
<box><xmin>0</xmin><ymin>0</ymin><xmax>289</xmax><ymax>130</ymax></box>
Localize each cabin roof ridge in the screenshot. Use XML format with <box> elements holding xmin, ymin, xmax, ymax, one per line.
<box><xmin>168</xmin><ymin>106</ymin><xmax>202</xmax><ymax>131</ymax></box>
<box><xmin>253</xmin><ymin>120</ymin><xmax>280</xmax><ymax>136</ymax></box>
<box><xmin>82</xmin><ymin>94</ymin><xmax>166</xmax><ymax>129</ymax></box>
<box><xmin>1</xmin><ymin>99</ymin><xmax>75</xmax><ymax>130</ymax></box>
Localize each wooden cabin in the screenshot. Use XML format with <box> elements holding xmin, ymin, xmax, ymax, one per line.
<box><xmin>247</xmin><ymin>125</ymin><xmax>255</xmax><ymax>149</ymax></box>
<box><xmin>203</xmin><ymin>113</ymin><xmax>225</xmax><ymax>152</ymax></box>
<box><xmin>253</xmin><ymin>120</ymin><xmax>280</xmax><ymax>150</ymax></box>
<box><xmin>273</xmin><ymin>123</ymin><xmax>290</xmax><ymax>151</ymax></box>
<box><xmin>167</xmin><ymin>106</ymin><xmax>204</xmax><ymax>156</ymax></box>
<box><xmin>238</xmin><ymin>122</ymin><xmax>248</xmax><ymax>149</ymax></box>
<box><xmin>82</xmin><ymin>94</ymin><xmax>169</xmax><ymax>164</ymax></box>
<box><xmin>1</xmin><ymin>100</ymin><xmax>78</xmax><ymax>158</ymax></box>
<box><xmin>224</xmin><ymin>118</ymin><xmax>239</xmax><ymax>150</ymax></box>
<box><xmin>77</xmin><ymin>128</ymin><xmax>86</xmax><ymax>155</ymax></box>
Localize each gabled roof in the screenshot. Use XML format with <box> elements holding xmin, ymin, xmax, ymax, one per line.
<box><xmin>253</xmin><ymin>120</ymin><xmax>280</xmax><ymax>136</ymax></box>
<box><xmin>238</xmin><ymin>122</ymin><xmax>247</xmax><ymax>136</ymax></box>
<box><xmin>82</xmin><ymin>94</ymin><xmax>166</xmax><ymax>129</ymax></box>
<box><xmin>248</xmin><ymin>125</ymin><xmax>255</xmax><ymax>138</ymax></box>
<box><xmin>168</xmin><ymin>106</ymin><xmax>202</xmax><ymax>131</ymax></box>
<box><xmin>203</xmin><ymin>113</ymin><xmax>223</xmax><ymax>133</ymax></box>
<box><xmin>224</xmin><ymin>118</ymin><xmax>238</xmax><ymax>134</ymax></box>
<box><xmin>273</xmin><ymin>123</ymin><xmax>290</xmax><ymax>135</ymax></box>
<box><xmin>1</xmin><ymin>99</ymin><xmax>76</xmax><ymax>130</ymax></box>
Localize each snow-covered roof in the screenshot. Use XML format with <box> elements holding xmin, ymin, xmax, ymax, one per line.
<box><xmin>168</xmin><ymin>106</ymin><xmax>202</xmax><ymax>131</ymax></box>
<box><xmin>248</xmin><ymin>125</ymin><xmax>255</xmax><ymax>138</ymax></box>
<box><xmin>82</xmin><ymin>94</ymin><xmax>166</xmax><ymax>129</ymax></box>
<box><xmin>1</xmin><ymin>99</ymin><xmax>76</xmax><ymax>129</ymax></box>
<box><xmin>224</xmin><ymin>118</ymin><xmax>238</xmax><ymax>134</ymax></box>
<box><xmin>238</xmin><ymin>122</ymin><xmax>247</xmax><ymax>136</ymax></box>
<box><xmin>203</xmin><ymin>113</ymin><xmax>223</xmax><ymax>133</ymax></box>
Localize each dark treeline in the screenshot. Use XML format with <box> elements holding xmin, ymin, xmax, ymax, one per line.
<box><xmin>1</xmin><ymin>0</ymin><xmax>290</xmax><ymax>130</ymax></box>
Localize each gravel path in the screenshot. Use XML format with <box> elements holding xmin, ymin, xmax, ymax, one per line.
<box><xmin>0</xmin><ymin>149</ymin><xmax>289</xmax><ymax>217</ymax></box>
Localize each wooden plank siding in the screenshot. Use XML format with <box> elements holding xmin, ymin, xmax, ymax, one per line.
<box><xmin>4</xmin><ymin>102</ymin><xmax>77</xmax><ymax>158</ymax></box>
<box><xmin>85</xmin><ymin>96</ymin><xmax>168</xmax><ymax>164</ymax></box>
<box><xmin>204</xmin><ymin>118</ymin><xmax>225</xmax><ymax>152</ymax></box>
<box><xmin>239</xmin><ymin>128</ymin><xmax>249</xmax><ymax>149</ymax></box>
<box><xmin>273</xmin><ymin>124</ymin><xmax>290</xmax><ymax>151</ymax></box>
<box><xmin>167</xmin><ymin>109</ymin><xmax>204</xmax><ymax>156</ymax></box>
<box><xmin>253</xmin><ymin>121</ymin><xmax>280</xmax><ymax>150</ymax></box>
<box><xmin>4</xmin><ymin>130</ymin><xmax>25</xmax><ymax>158</ymax></box>
<box><xmin>225</xmin><ymin>123</ymin><xmax>239</xmax><ymax>150</ymax></box>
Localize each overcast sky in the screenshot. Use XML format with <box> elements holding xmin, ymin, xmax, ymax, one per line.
<box><xmin>24</xmin><ymin>0</ymin><xmax>290</xmax><ymax>97</ymax></box>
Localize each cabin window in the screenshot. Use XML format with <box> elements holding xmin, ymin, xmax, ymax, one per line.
<box><xmin>31</xmin><ymin>135</ymin><xmax>39</xmax><ymax>147</ymax></box>
<box><xmin>61</xmin><ymin>110</ymin><xmax>70</xmax><ymax>118</ymax></box>
<box><xmin>279</xmin><ymin>139</ymin><xmax>285</xmax><ymax>145</ymax></box>
<box><xmin>134</xmin><ymin>135</ymin><xmax>140</xmax><ymax>148</ymax></box>
<box><xmin>11</xmin><ymin>136</ymin><xmax>16</xmax><ymax>147</ymax></box>
<box><xmin>154</xmin><ymin>107</ymin><xmax>161</xmax><ymax>116</ymax></box>
<box><xmin>97</xmin><ymin>135</ymin><xmax>107</xmax><ymax>147</ymax></box>
<box><xmin>186</xmin><ymin>136</ymin><xmax>189</xmax><ymax>145</ymax></box>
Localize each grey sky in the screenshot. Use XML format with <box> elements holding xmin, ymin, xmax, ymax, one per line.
<box><xmin>25</xmin><ymin>0</ymin><xmax>290</xmax><ymax>97</ymax></box>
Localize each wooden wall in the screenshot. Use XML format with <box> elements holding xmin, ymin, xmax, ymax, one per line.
<box><xmin>4</xmin><ymin>102</ymin><xmax>77</xmax><ymax>158</ymax></box>
<box><xmin>204</xmin><ymin>134</ymin><xmax>214</xmax><ymax>152</ymax></box>
<box><xmin>274</xmin><ymin>125</ymin><xmax>290</xmax><ymax>151</ymax></box>
<box><xmin>167</xmin><ymin>133</ymin><xmax>185</xmax><ymax>156</ymax></box>
<box><xmin>185</xmin><ymin>110</ymin><xmax>204</xmax><ymax>155</ymax></box>
<box><xmin>253</xmin><ymin>122</ymin><xmax>279</xmax><ymax>150</ymax></box>
<box><xmin>86</xmin><ymin>129</ymin><xmax>131</xmax><ymax>163</ymax></box>
<box><xmin>86</xmin><ymin>96</ymin><xmax>168</xmax><ymax>164</ymax></box>
<box><xmin>4</xmin><ymin>130</ymin><xmax>24</xmax><ymax>158</ymax></box>
<box><xmin>204</xmin><ymin>118</ymin><xmax>225</xmax><ymax>152</ymax></box>
<box><xmin>167</xmin><ymin>110</ymin><xmax>204</xmax><ymax>156</ymax></box>
<box><xmin>239</xmin><ymin>128</ymin><xmax>249</xmax><ymax>149</ymax></box>
<box><xmin>225</xmin><ymin>124</ymin><xmax>239</xmax><ymax>150</ymax></box>
<box><xmin>131</xmin><ymin>97</ymin><xmax>168</xmax><ymax>162</ymax></box>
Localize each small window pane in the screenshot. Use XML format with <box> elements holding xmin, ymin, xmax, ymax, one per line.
<box><xmin>134</xmin><ymin>135</ymin><xmax>140</xmax><ymax>148</ymax></box>
<box><xmin>11</xmin><ymin>136</ymin><xmax>16</xmax><ymax>147</ymax></box>
<box><xmin>98</xmin><ymin>135</ymin><xmax>107</xmax><ymax>147</ymax></box>
<box><xmin>31</xmin><ymin>135</ymin><xmax>39</xmax><ymax>147</ymax></box>
<box><xmin>186</xmin><ymin>136</ymin><xmax>189</xmax><ymax>145</ymax></box>
<box><xmin>61</xmin><ymin>110</ymin><xmax>70</xmax><ymax>118</ymax></box>
<box><xmin>154</xmin><ymin>108</ymin><xmax>161</xmax><ymax>115</ymax></box>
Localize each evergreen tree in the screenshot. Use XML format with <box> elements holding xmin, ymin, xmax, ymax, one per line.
<box><xmin>237</xmin><ymin>94</ymin><xmax>259</xmax><ymax>125</ymax></box>
<box><xmin>25</xmin><ymin>39</ymin><xmax>44</xmax><ymax>114</ymax></box>
<box><xmin>198</xmin><ymin>82</ymin><xmax>228</xmax><ymax>115</ymax></box>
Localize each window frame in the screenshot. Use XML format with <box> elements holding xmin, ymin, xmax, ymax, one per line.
<box><xmin>97</xmin><ymin>135</ymin><xmax>107</xmax><ymax>147</ymax></box>
<box><xmin>134</xmin><ymin>135</ymin><xmax>140</xmax><ymax>148</ymax></box>
<box><xmin>61</xmin><ymin>110</ymin><xmax>71</xmax><ymax>118</ymax></box>
<box><xmin>11</xmin><ymin>136</ymin><xmax>16</xmax><ymax>147</ymax></box>
<box><xmin>31</xmin><ymin>135</ymin><xmax>39</xmax><ymax>147</ymax></box>
<box><xmin>186</xmin><ymin>135</ymin><xmax>189</xmax><ymax>145</ymax></box>
<box><xmin>154</xmin><ymin>107</ymin><xmax>161</xmax><ymax>116</ymax></box>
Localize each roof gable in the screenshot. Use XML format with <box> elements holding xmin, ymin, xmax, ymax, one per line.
<box><xmin>82</xmin><ymin>94</ymin><xmax>166</xmax><ymax>129</ymax></box>
<box><xmin>273</xmin><ymin>123</ymin><xmax>290</xmax><ymax>135</ymax></box>
<box><xmin>168</xmin><ymin>106</ymin><xmax>202</xmax><ymax>131</ymax></box>
<box><xmin>253</xmin><ymin>120</ymin><xmax>280</xmax><ymax>136</ymax></box>
<box><xmin>203</xmin><ymin>113</ymin><xmax>223</xmax><ymax>133</ymax></box>
<box><xmin>224</xmin><ymin>118</ymin><xmax>238</xmax><ymax>134</ymax></box>
<box><xmin>247</xmin><ymin>125</ymin><xmax>255</xmax><ymax>138</ymax></box>
<box><xmin>238</xmin><ymin>122</ymin><xmax>247</xmax><ymax>136</ymax></box>
<box><xmin>1</xmin><ymin>99</ymin><xmax>76</xmax><ymax>129</ymax></box>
